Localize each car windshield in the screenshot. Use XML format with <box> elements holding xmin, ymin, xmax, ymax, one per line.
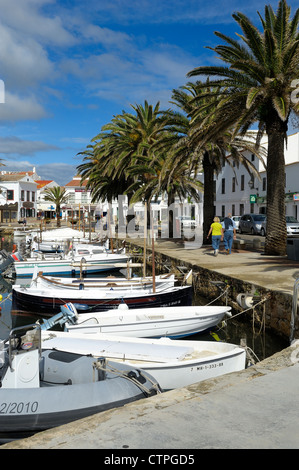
<box><xmin>252</xmin><ymin>215</ymin><xmax>266</xmax><ymax>221</ymax></box>
<box><xmin>286</xmin><ymin>216</ymin><xmax>299</xmax><ymax>223</ymax></box>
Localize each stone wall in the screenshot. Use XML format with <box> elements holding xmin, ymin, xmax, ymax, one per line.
<box><xmin>126</xmin><ymin>241</ymin><xmax>293</xmax><ymax>341</ymax></box>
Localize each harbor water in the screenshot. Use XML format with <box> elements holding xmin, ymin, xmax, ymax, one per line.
<box><xmin>0</xmin><ymin>234</ymin><xmax>288</xmax><ymax>363</ymax></box>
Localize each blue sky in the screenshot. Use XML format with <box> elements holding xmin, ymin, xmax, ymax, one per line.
<box><xmin>0</xmin><ymin>0</ymin><xmax>298</xmax><ymax>185</ymax></box>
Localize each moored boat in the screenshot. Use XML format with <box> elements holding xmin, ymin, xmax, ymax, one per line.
<box><xmin>0</xmin><ymin>324</ymin><xmax>161</xmax><ymax>440</ymax></box>
<box><xmin>11</xmin><ymin>242</ymin><xmax>131</xmax><ymax>277</ymax></box>
<box><xmin>12</xmin><ymin>281</ymin><xmax>193</xmax><ymax>316</ymax></box>
<box><xmin>52</xmin><ymin>302</ymin><xmax>232</xmax><ymax>339</ymax></box>
<box><xmin>41</xmin><ymin>330</ymin><xmax>247</xmax><ymax>391</ymax></box>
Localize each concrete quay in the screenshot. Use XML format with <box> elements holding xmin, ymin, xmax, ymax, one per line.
<box><xmin>2</xmin><ymin>238</ymin><xmax>299</xmax><ymax>449</ymax></box>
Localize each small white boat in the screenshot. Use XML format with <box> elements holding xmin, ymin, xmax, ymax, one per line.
<box><xmin>55</xmin><ymin>302</ymin><xmax>232</xmax><ymax>339</ymax></box>
<box><xmin>0</xmin><ymin>324</ymin><xmax>161</xmax><ymax>440</ymax></box>
<box><xmin>12</xmin><ymin>243</ymin><xmax>131</xmax><ymax>278</ymax></box>
<box><xmin>41</xmin><ymin>331</ymin><xmax>247</xmax><ymax>390</ymax></box>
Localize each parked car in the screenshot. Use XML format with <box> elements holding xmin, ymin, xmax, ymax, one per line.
<box><xmin>286</xmin><ymin>216</ymin><xmax>299</xmax><ymax>236</ymax></box>
<box><xmin>176</xmin><ymin>216</ymin><xmax>197</xmax><ymax>229</ymax></box>
<box><xmin>231</xmin><ymin>216</ymin><xmax>241</xmax><ymax>232</ymax></box>
<box><xmin>239</xmin><ymin>214</ymin><xmax>267</xmax><ymax>235</ymax></box>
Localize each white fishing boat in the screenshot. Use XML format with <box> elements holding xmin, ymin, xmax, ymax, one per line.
<box><xmin>31</xmin><ymin>271</ymin><xmax>176</xmax><ymax>290</ymax></box>
<box><xmin>26</xmin><ymin>227</ymin><xmax>102</xmax><ymax>252</ymax></box>
<box><xmin>11</xmin><ymin>242</ymin><xmax>131</xmax><ymax>278</ymax></box>
<box><xmin>12</xmin><ymin>278</ymin><xmax>193</xmax><ymax>315</ymax></box>
<box><xmin>51</xmin><ymin>302</ymin><xmax>232</xmax><ymax>339</ymax></box>
<box><xmin>0</xmin><ymin>323</ymin><xmax>161</xmax><ymax>440</ymax></box>
<box><xmin>12</xmin><ymin>284</ymin><xmax>192</xmax><ymax>317</ymax></box>
<box><xmin>41</xmin><ymin>330</ymin><xmax>247</xmax><ymax>391</ymax></box>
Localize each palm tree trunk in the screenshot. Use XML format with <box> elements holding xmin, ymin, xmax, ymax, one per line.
<box><xmin>203</xmin><ymin>151</ymin><xmax>216</xmax><ymax>244</ymax></box>
<box><xmin>167</xmin><ymin>191</ymin><xmax>175</xmax><ymax>239</ymax></box>
<box><xmin>264</xmin><ymin>111</ymin><xmax>287</xmax><ymax>256</ymax></box>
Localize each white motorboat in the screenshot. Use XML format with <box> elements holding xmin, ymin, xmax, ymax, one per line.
<box><xmin>41</xmin><ymin>330</ymin><xmax>247</xmax><ymax>391</ymax></box>
<box><xmin>0</xmin><ymin>324</ymin><xmax>161</xmax><ymax>440</ymax></box>
<box><xmin>11</xmin><ymin>242</ymin><xmax>131</xmax><ymax>278</ymax></box>
<box><xmin>52</xmin><ymin>302</ymin><xmax>232</xmax><ymax>339</ymax></box>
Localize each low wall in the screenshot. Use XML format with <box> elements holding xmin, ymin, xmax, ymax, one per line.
<box><xmin>126</xmin><ymin>240</ymin><xmax>293</xmax><ymax>342</ymax></box>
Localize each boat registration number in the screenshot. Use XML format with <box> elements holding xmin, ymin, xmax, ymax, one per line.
<box><xmin>196</xmin><ymin>362</ymin><xmax>224</xmax><ymax>370</ymax></box>
<box><xmin>0</xmin><ymin>401</ymin><xmax>39</xmax><ymax>414</ymax></box>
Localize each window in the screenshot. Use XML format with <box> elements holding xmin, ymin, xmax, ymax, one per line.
<box><xmin>251</xmin><ymin>154</ymin><xmax>255</xmax><ymax>161</ymax></box>
<box><xmin>21</xmin><ymin>190</ymin><xmax>24</xmax><ymax>201</ymax></box>
<box><xmin>32</xmin><ymin>191</ymin><xmax>35</xmax><ymax>202</ymax></box>
<box><xmin>232</xmin><ymin>177</ymin><xmax>236</xmax><ymax>193</ymax></box>
<box><xmin>232</xmin><ymin>204</ymin><xmax>235</xmax><ymax>216</ymax></box>
<box><xmin>221</xmin><ymin>178</ymin><xmax>225</xmax><ymax>194</ymax></box>
<box><xmin>262</xmin><ymin>177</ymin><xmax>267</xmax><ymax>191</ymax></box>
<box><xmin>221</xmin><ymin>205</ymin><xmax>225</xmax><ymax>218</ymax></box>
<box><xmin>241</xmin><ymin>175</ymin><xmax>245</xmax><ymax>191</ymax></box>
<box><xmin>239</xmin><ymin>203</ymin><xmax>244</xmax><ymax>215</ymax></box>
<box><xmin>27</xmin><ymin>191</ymin><xmax>30</xmax><ymax>201</ymax></box>
<box><xmin>7</xmin><ymin>190</ymin><xmax>13</xmax><ymax>200</ymax></box>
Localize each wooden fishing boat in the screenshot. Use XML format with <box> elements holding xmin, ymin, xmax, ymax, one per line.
<box><xmin>12</xmin><ymin>280</ymin><xmax>193</xmax><ymax>316</ymax></box>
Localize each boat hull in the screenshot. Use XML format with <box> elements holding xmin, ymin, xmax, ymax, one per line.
<box><xmin>0</xmin><ymin>352</ymin><xmax>159</xmax><ymax>439</ymax></box>
<box><xmin>66</xmin><ymin>306</ymin><xmax>230</xmax><ymax>338</ymax></box>
<box><xmin>12</xmin><ymin>285</ymin><xmax>193</xmax><ymax>316</ymax></box>
<box><xmin>13</xmin><ymin>258</ymin><xmax>127</xmax><ymax>277</ymax></box>
<box><xmin>41</xmin><ymin>334</ymin><xmax>247</xmax><ymax>391</ymax></box>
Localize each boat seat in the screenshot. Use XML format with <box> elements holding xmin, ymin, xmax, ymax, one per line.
<box><xmin>41</xmin><ymin>349</ymin><xmax>103</xmax><ymax>385</ymax></box>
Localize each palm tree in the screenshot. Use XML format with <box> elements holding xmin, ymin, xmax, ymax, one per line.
<box><xmin>162</xmin><ymin>82</ymin><xmax>265</xmax><ymax>241</ymax></box>
<box><xmin>187</xmin><ymin>0</ymin><xmax>299</xmax><ymax>255</ymax></box>
<box><xmin>77</xmin><ymin>101</ymin><xmax>174</xmax><ymax>234</ymax></box>
<box><xmin>43</xmin><ymin>186</ymin><xmax>68</xmax><ymax>227</ymax></box>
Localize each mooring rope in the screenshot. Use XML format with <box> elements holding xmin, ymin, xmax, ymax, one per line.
<box><xmin>93</xmin><ymin>360</ymin><xmax>162</xmax><ymax>395</ymax></box>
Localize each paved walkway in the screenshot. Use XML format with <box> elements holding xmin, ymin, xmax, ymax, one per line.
<box><xmin>2</xmin><ymin>340</ymin><xmax>299</xmax><ymax>449</ymax></box>
<box><xmin>134</xmin><ymin>236</ymin><xmax>299</xmax><ymax>295</ymax></box>
<box><xmin>2</xmin><ymin>236</ymin><xmax>299</xmax><ymax>450</ymax></box>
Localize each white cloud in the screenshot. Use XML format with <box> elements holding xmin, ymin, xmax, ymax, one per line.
<box><xmin>0</xmin><ymin>92</ymin><xmax>49</xmax><ymax>122</ymax></box>
<box><xmin>0</xmin><ymin>136</ymin><xmax>58</xmax><ymax>156</ymax></box>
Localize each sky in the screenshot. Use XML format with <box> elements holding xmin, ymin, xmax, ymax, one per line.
<box><xmin>0</xmin><ymin>0</ymin><xmax>298</xmax><ymax>185</ymax></box>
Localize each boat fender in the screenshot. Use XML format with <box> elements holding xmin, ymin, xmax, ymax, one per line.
<box><xmin>73</xmin><ymin>303</ymin><xmax>90</xmax><ymax>311</ymax></box>
<box><xmin>236</xmin><ymin>293</ymin><xmax>254</xmax><ymax>309</ymax></box>
<box><xmin>118</xmin><ymin>303</ymin><xmax>129</xmax><ymax>311</ymax></box>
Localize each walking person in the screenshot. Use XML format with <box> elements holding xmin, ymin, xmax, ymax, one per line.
<box><xmin>207</xmin><ymin>216</ymin><xmax>222</xmax><ymax>256</ymax></box>
<box><xmin>221</xmin><ymin>213</ymin><xmax>237</xmax><ymax>254</ymax></box>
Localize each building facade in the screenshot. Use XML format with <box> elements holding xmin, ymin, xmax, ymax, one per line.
<box><xmin>214</xmin><ymin>131</ymin><xmax>299</xmax><ymax>220</ymax></box>
<box><xmin>0</xmin><ymin>172</ymin><xmax>37</xmax><ymax>222</ymax></box>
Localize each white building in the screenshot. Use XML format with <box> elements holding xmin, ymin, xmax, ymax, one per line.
<box><xmin>36</xmin><ymin>180</ymin><xmax>60</xmax><ymax>219</ymax></box>
<box><xmin>0</xmin><ymin>172</ymin><xmax>37</xmax><ymax>222</ymax></box>
<box><xmin>214</xmin><ymin>131</ymin><xmax>299</xmax><ymax>219</ymax></box>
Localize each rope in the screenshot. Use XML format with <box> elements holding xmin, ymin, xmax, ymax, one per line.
<box><xmin>206</xmin><ymin>286</ymin><xmax>230</xmax><ymax>306</ymax></box>
<box><xmin>93</xmin><ymin>360</ymin><xmax>162</xmax><ymax>395</ymax></box>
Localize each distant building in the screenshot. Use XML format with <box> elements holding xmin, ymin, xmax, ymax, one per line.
<box><xmin>0</xmin><ymin>172</ymin><xmax>37</xmax><ymax>222</ymax></box>
<box><xmin>36</xmin><ymin>180</ymin><xmax>60</xmax><ymax>219</ymax></box>
<box><xmin>63</xmin><ymin>176</ymin><xmax>97</xmax><ymax>223</ymax></box>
